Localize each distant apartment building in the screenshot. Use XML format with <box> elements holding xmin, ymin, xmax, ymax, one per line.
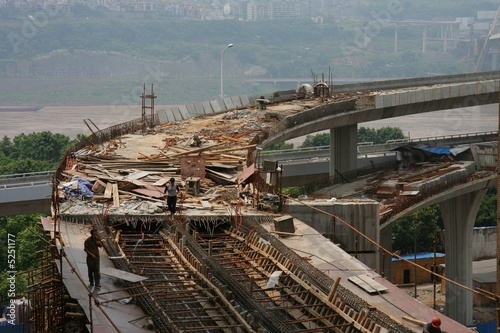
<box><xmin>0</xmin><ymin>0</ymin><xmax>347</xmax><ymax>21</ymax></box>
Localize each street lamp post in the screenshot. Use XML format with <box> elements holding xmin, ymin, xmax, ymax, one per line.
<box><xmin>220</xmin><ymin>43</ymin><xmax>233</xmax><ymax>98</ymax></box>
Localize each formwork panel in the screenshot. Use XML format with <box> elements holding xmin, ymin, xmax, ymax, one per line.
<box><xmin>397</xmin><ymin>92</ymin><xmax>408</xmax><ymax>105</ymax></box>
<box><xmin>178</xmin><ymin>105</ymin><xmax>190</xmax><ymax>120</ymax></box>
<box><xmin>165</xmin><ymin>109</ymin><xmax>176</xmax><ymax>123</ymax></box>
<box><xmin>423</xmin><ymin>88</ymin><xmax>433</xmax><ymax>102</ymax></box>
<box><xmin>450</xmin><ymin>84</ymin><xmax>460</xmax><ymax>98</ymax></box>
<box><xmin>202</xmin><ymin>101</ymin><xmax>214</xmax><ymax>114</ymax></box>
<box><xmin>465</xmin><ymin>82</ymin><xmax>476</xmax><ymax>95</ymax></box>
<box><xmin>194</xmin><ymin>102</ymin><xmax>205</xmax><ymax>115</ymax></box>
<box><xmin>374</xmin><ymin>95</ymin><xmax>386</xmax><ymax>108</ymax></box>
<box><xmin>240</xmin><ymin>95</ymin><xmax>251</xmax><ymax>107</ymax></box>
<box><xmin>440</xmin><ymin>86</ymin><xmax>450</xmax><ymax>99</ymax></box>
<box><xmin>156</xmin><ymin>109</ymin><xmax>169</xmax><ymax>124</ymax></box>
<box><xmin>171</xmin><ymin>108</ymin><xmax>183</xmax><ymax>122</ymax></box>
<box><xmin>231</xmin><ymin>96</ymin><xmax>243</xmax><ymax>108</ymax></box>
<box><xmin>223</xmin><ymin>97</ymin><xmax>235</xmax><ymax>110</ymax></box>
<box><xmin>477</xmin><ymin>80</ymin><xmax>497</xmax><ymax>94</ymax></box>
<box><xmin>210</xmin><ymin>99</ymin><xmax>224</xmax><ymax>113</ymax></box>
<box><xmin>432</xmin><ymin>87</ymin><xmax>442</xmax><ymax>100</ymax></box>
<box><xmin>186</xmin><ymin>103</ymin><xmax>197</xmax><ymax>117</ymax></box>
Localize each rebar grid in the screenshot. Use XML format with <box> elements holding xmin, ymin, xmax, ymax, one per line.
<box><xmin>240</xmin><ymin>218</ymin><xmax>414</xmax><ymax>333</ymax></box>
<box><xmin>59</xmin><ymin>213</ymin><xmax>417</xmax><ymax>333</ymax></box>
<box><xmin>26</xmin><ymin>246</ymin><xmax>66</xmax><ymax>333</ymax></box>
<box><xmin>118</xmin><ymin>231</ymin><xmax>254</xmax><ymax>333</ymax></box>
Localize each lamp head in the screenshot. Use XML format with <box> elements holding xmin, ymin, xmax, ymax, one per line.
<box><xmin>227</xmin><ymin>43</ymin><xmax>234</xmax><ymax>48</ymax></box>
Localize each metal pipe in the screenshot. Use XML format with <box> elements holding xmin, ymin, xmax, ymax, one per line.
<box><xmin>220</xmin><ymin>43</ymin><xmax>233</xmax><ymax>98</ymax></box>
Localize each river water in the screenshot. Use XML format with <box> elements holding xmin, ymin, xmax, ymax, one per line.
<box><xmin>0</xmin><ymin>104</ymin><xmax>498</xmax><ymax>142</ymax></box>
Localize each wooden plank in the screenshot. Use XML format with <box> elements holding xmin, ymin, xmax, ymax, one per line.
<box><xmin>103</xmin><ymin>182</ymin><xmax>113</xmax><ymax>199</ymax></box>
<box><xmin>126</xmin><ymin>170</ymin><xmax>151</xmax><ymax>180</ymax></box>
<box><xmin>153</xmin><ymin>178</ymin><xmax>169</xmax><ymax>186</ymax></box>
<box><xmin>400</xmin><ymin>190</ymin><xmax>419</xmax><ymax>196</ymax></box>
<box><xmin>348</xmin><ymin>274</ymin><xmax>388</xmax><ymax>294</ymax></box>
<box><xmin>100</xmin><ymin>267</ymin><xmax>147</xmax><ymax>283</ymax></box>
<box><xmin>200</xmin><ymin>200</ymin><xmax>212</xmax><ymax>210</ymax></box>
<box><xmin>112</xmin><ymin>183</ymin><xmax>120</xmax><ymax>207</ymax></box>
<box><xmin>92</xmin><ymin>179</ymin><xmax>107</xmax><ymax>194</ymax></box>
<box><xmin>201</xmin><ymin>144</ymin><xmax>257</xmax><ymax>155</ymax></box>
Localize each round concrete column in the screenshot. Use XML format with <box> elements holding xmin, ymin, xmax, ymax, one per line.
<box><xmin>439</xmin><ymin>189</ymin><xmax>486</xmax><ymax>326</ymax></box>
<box><xmin>330</xmin><ymin>125</ymin><xmax>357</xmax><ymax>183</ymax></box>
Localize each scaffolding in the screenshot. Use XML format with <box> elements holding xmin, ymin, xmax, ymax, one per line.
<box><xmin>25</xmin><ymin>221</ymin><xmax>86</xmax><ymax>333</ymax></box>
<box><xmin>140</xmin><ymin>83</ymin><xmax>157</xmax><ymax>133</ymax></box>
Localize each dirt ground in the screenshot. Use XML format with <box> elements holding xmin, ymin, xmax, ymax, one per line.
<box><xmin>400</xmin><ymin>283</ymin><xmax>496</xmax><ymax>325</ymax></box>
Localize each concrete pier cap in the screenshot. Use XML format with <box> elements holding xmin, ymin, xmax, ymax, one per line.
<box><xmin>286</xmin><ymin>199</ymin><xmax>380</xmax><ymax>270</ymax></box>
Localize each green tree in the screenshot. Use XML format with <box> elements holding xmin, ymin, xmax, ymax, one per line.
<box><xmin>0</xmin><ymin>272</ymin><xmax>28</xmax><ymax>301</ymax></box>
<box><xmin>357</xmin><ymin>127</ymin><xmax>378</xmax><ymax>143</ymax></box>
<box><xmin>358</xmin><ymin>126</ymin><xmax>406</xmax><ymax>144</ymax></box>
<box><xmin>376</xmin><ymin>126</ymin><xmax>406</xmax><ymax>143</ymax></box>
<box><xmin>0</xmin><ymin>136</ymin><xmax>11</xmax><ymax>156</ymax></box>
<box><xmin>300</xmin><ymin>133</ymin><xmax>330</xmax><ymax>148</ymax></box>
<box><xmin>0</xmin><ymin>132</ymin><xmax>78</xmax><ymax>174</ymax></box>
<box><xmin>392</xmin><ymin>205</ymin><xmax>443</xmax><ymax>255</ymax></box>
<box><xmin>0</xmin><ymin>215</ymin><xmax>46</xmax><ymax>301</ymax></box>
<box><xmin>8</xmin><ymin>132</ymin><xmax>72</xmax><ymax>163</ymax></box>
<box><xmin>0</xmin><ymin>157</ymin><xmax>54</xmax><ymax>175</ymax></box>
<box><xmin>299</xmin><ymin>127</ymin><xmax>407</xmax><ymax>148</ymax></box>
<box><xmin>475</xmin><ymin>186</ymin><xmax>497</xmax><ymax>227</ymax></box>
<box><xmin>264</xmin><ymin>142</ymin><xmax>294</xmax><ymax>151</ymax></box>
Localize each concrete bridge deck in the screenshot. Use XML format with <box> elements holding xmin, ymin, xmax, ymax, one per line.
<box><xmin>8</xmin><ymin>71</ymin><xmax>500</xmax><ymax>331</ymax></box>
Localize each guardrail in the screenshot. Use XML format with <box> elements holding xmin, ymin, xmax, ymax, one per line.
<box><xmin>0</xmin><ymin>180</ymin><xmax>52</xmax><ymax>190</ymax></box>
<box><xmin>261</xmin><ymin>130</ymin><xmax>498</xmax><ymax>156</ymax></box>
<box><xmin>0</xmin><ymin>170</ymin><xmax>54</xmax><ymax>180</ymax></box>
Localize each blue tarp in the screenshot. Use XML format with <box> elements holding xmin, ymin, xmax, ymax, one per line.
<box><xmin>414</xmin><ymin>144</ymin><xmax>470</xmax><ymax>156</ymax></box>
<box><xmin>474</xmin><ymin>321</ymin><xmax>496</xmax><ymax>333</ymax></box>
<box><xmin>392</xmin><ymin>252</ymin><xmax>445</xmax><ymax>262</ymax></box>
<box><xmin>64</xmin><ymin>176</ymin><xmax>94</xmax><ymax>198</ymax></box>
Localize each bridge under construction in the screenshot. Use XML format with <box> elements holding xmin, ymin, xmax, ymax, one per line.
<box><xmin>21</xmin><ymin>74</ymin><xmax>500</xmax><ymax>332</ymax></box>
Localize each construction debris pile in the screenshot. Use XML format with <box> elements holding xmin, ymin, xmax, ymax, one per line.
<box><xmin>357</xmin><ymin>157</ymin><xmax>494</xmax><ymax>223</ymax></box>
<box><xmin>56</xmin><ymin>102</ymin><xmax>321</xmax><ymax>219</ymax></box>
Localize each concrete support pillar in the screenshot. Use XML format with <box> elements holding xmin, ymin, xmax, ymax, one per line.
<box><xmin>330</xmin><ymin>125</ymin><xmax>357</xmax><ymax>183</ymax></box>
<box><xmin>378</xmin><ymin>223</ymin><xmax>393</xmax><ymax>280</ymax></box>
<box><xmin>439</xmin><ymin>189</ymin><xmax>487</xmax><ymax>326</ymax></box>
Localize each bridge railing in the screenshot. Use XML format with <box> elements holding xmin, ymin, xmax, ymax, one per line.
<box><xmin>0</xmin><ymin>180</ymin><xmax>51</xmax><ymax>189</ymax></box>
<box><xmin>0</xmin><ymin>170</ymin><xmax>54</xmax><ymax>180</ymax></box>
<box><xmin>260</xmin><ymin>130</ymin><xmax>498</xmax><ymax>157</ymax></box>
<box><xmin>406</xmin><ymin>130</ymin><xmax>498</xmax><ymax>143</ymax></box>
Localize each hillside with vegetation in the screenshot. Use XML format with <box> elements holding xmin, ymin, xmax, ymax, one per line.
<box><xmin>0</xmin><ymin>0</ymin><xmax>497</xmax><ymax>105</ymax></box>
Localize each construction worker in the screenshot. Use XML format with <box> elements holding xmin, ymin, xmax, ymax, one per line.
<box><xmin>423</xmin><ymin>316</ymin><xmax>442</xmax><ymax>333</ymax></box>
<box><xmin>84</xmin><ymin>229</ymin><xmax>103</xmax><ymax>288</ymax></box>
<box><xmin>257</xmin><ymin>95</ymin><xmax>267</xmax><ymax>110</ymax></box>
<box><xmin>164</xmin><ymin>177</ymin><xmax>180</xmax><ymax>216</ymax></box>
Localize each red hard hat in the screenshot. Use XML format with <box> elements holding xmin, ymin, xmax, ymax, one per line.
<box><xmin>431</xmin><ymin>316</ymin><xmax>441</xmax><ymax>328</ymax></box>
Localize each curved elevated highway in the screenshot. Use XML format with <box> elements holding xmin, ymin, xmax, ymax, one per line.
<box><xmin>4</xmin><ymin>71</ymin><xmax>500</xmax><ymax>329</ymax></box>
